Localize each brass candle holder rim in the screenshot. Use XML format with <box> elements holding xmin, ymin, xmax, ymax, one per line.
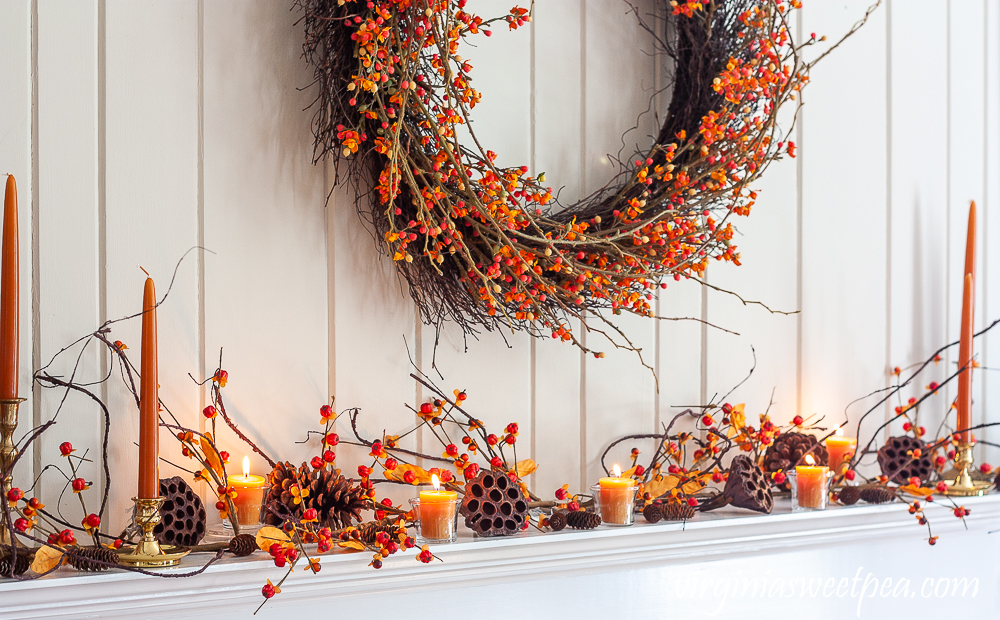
<box><xmin>116</xmin><ymin>496</ymin><xmax>191</xmax><ymax>567</ymax></box>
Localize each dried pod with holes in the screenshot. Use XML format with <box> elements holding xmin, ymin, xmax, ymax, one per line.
<box><xmin>460</xmin><ymin>470</ymin><xmax>529</xmax><ymax>536</ymax></box>
<box><xmin>877</xmin><ymin>436</ymin><xmax>933</xmax><ymax>484</ymax></box>
<box><xmin>700</xmin><ymin>455</ymin><xmax>773</xmax><ymax>514</ymax></box>
<box><xmin>153</xmin><ymin>476</ymin><xmax>207</xmax><ymax>548</ymax></box>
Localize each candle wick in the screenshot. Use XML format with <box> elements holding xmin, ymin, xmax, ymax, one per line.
<box><xmin>139</xmin><ymin>265</ymin><xmax>150</xmax><ymax>277</ymax></box>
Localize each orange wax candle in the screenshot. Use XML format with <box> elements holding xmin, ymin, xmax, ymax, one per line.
<box><xmin>598</xmin><ymin>464</ymin><xmax>635</xmax><ymax>524</ymax></box>
<box><xmin>228</xmin><ymin>457</ymin><xmax>267</xmax><ymax>526</ymax></box>
<box><xmin>825</xmin><ymin>428</ymin><xmax>856</xmax><ymax>473</ymax></box>
<box><xmin>795</xmin><ymin>455</ymin><xmax>828</xmax><ymax>509</ymax></box>
<box><xmin>0</xmin><ymin>176</ymin><xmax>19</xmax><ymax>400</ymax></box>
<box><xmin>418</xmin><ymin>475</ymin><xmax>458</xmax><ymax>540</ymax></box>
<box><xmin>956</xmin><ymin>202</ymin><xmax>976</xmax><ymax>444</ymax></box>
<box><xmin>138</xmin><ymin>277</ymin><xmax>159</xmax><ymax>499</ymax></box>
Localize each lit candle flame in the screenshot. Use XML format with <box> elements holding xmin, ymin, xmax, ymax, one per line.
<box><xmin>243</xmin><ymin>456</ymin><xmax>250</xmax><ymax>480</ymax></box>
<box><xmin>835</xmin><ymin>427</ymin><xmax>844</xmax><ymax>438</ymax></box>
<box><xmin>431</xmin><ymin>473</ymin><xmax>440</xmax><ymax>490</ymax></box>
<box><xmin>804</xmin><ymin>454</ymin><xmax>815</xmax><ymax>466</ymax></box>
<box><xmin>612</xmin><ymin>464</ymin><xmax>622</xmax><ymax>478</ymax></box>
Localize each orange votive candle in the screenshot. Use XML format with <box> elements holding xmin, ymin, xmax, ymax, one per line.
<box><xmin>598</xmin><ymin>464</ymin><xmax>635</xmax><ymax>524</ymax></box>
<box><xmin>825</xmin><ymin>428</ymin><xmax>856</xmax><ymax>473</ymax></box>
<box><xmin>228</xmin><ymin>457</ymin><xmax>267</xmax><ymax>526</ymax></box>
<box><xmin>795</xmin><ymin>455</ymin><xmax>829</xmax><ymax>509</ymax></box>
<box><xmin>418</xmin><ymin>475</ymin><xmax>458</xmax><ymax>540</ymax></box>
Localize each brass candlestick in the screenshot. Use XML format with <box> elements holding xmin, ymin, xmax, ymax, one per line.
<box><xmin>941</xmin><ymin>442</ymin><xmax>993</xmax><ymax>497</ymax></box>
<box><xmin>116</xmin><ymin>497</ymin><xmax>190</xmax><ymax>567</ymax></box>
<box><xmin>0</xmin><ymin>398</ymin><xmax>25</xmax><ymax>547</ymax></box>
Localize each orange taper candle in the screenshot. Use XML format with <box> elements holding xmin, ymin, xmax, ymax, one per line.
<box><xmin>0</xmin><ymin>176</ymin><xmax>19</xmax><ymax>400</ymax></box>
<box><xmin>138</xmin><ymin>277</ymin><xmax>159</xmax><ymax>499</ymax></box>
<box><xmin>956</xmin><ymin>273</ymin><xmax>974</xmax><ymax>444</ymax></box>
<box><xmin>964</xmin><ymin>201</ymin><xmax>976</xmax><ymax>291</ymax></box>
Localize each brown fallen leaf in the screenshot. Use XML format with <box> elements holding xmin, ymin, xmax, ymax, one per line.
<box><xmin>30</xmin><ymin>545</ymin><xmax>65</xmax><ymax>574</ymax></box>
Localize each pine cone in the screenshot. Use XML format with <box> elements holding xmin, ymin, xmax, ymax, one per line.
<box><xmin>859</xmin><ymin>485</ymin><xmax>896</xmax><ymax>505</ymax></box>
<box><xmin>305</xmin><ymin>469</ymin><xmax>366</xmax><ymax>529</ymax></box>
<box><xmin>548</xmin><ymin>511</ymin><xmax>567</xmax><ymax>531</ymax></box>
<box><xmin>0</xmin><ymin>547</ymin><xmax>31</xmax><ymax>577</ymax></box>
<box><xmin>67</xmin><ymin>546</ymin><xmax>119</xmax><ymax>572</ymax></box>
<box><xmin>877</xmin><ymin>436</ymin><xmax>933</xmax><ymax>484</ymax></box>
<box><xmin>228</xmin><ymin>534</ymin><xmax>257</xmax><ymax>557</ymax></box>
<box><xmin>642</xmin><ymin>503</ymin><xmax>662</xmax><ymax>523</ymax></box>
<box><xmin>265</xmin><ymin>462</ymin><xmax>365</xmax><ymax>529</ymax></box>
<box><xmin>762</xmin><ymin>432</ymin><xmax>829</xmax><ymax>489</ymax></box>
<box><xmin>838</xmin><ymin>485</ymin><xmax>861</xmax><ymax>505</ymax></box>
<box><xmin>359</xmin><ymin>521</ymin><xmax>396</xmax><ymax>544</ymax></box>
<box><xmin>565</xmin><ymin>510</ymin><xmax>600</xmax><ymax>530</ymax></box>
<box><xmin>661</xmin><ymin>503</ymin><xmax>696</xmax><ymax>521</ymax></box>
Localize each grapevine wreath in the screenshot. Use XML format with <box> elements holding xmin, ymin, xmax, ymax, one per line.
<box><xmin>297</xmin><ymin>0</ymin><xmax>875</xmax><ymax>366</ymax></box>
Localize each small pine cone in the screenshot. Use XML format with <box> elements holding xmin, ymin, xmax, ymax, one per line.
<box><xmin>838</xmin><ymin>486</ymin><xmax>861</xmax><ymax>505</ymax></box>
<box><xmin>642</xmin><ymin>503</ymin><xmax>662</xmax><ymax>523</ymax></box>
<box><xmin>859</xmin><ymin>485</ymin><xmax>896</xmax><ymax>505</ymax></box>
<box><xmin>228</xmin><ymin>534</ymin><xmax>257</xmax><ymax>557</ymax></box>
<box><xmin>359</xmin><ymin>521</ymin><xmax>396</xmax><ymax>544</ymax></box>
<box><xmin>0</xmin><ymin>547</ymin><xmax>31</xmax><ymax>577</ymax></box>
<box><xmin>67</xmin><ymin>546</ymin><xmax>119</xmax><ymax>572</ymax></box>
<box><xmin>547</xmin><ymin>511</ymin><xmax>567</xmax><ymax>531</ymax></box>
<box><xmin>661</xmin><ymin>503</ymin><xmax>696</xmax><ymax>521</ymax></box>
<box><xmin>565</xmin><ymin>510</ymin><xmax>600</xmax><ymax>530</ymax></box>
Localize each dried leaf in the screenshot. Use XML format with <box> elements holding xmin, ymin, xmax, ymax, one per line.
<box><xmin>337</xmin><ymin>540</ymin><xmax>367</xmax><ymax>552</ymax></box>
<box><xmin>30</xmin><ymin>545</ymin><xmax>65</xmax><ymax>574</ymax></box>
<box><xmin>200</xmin><ymin>432</ymin><xmax>224</xmax><ymax>477</ymax></box>
<box><xmin>384</xmin><ymin>463</ymin><xmax>434</xmax><ymax>485</ymax></box>
<box><xmin>256</xmin><ymin>526</ymin><xmax>293</xmax><ymax>552</ymax></box>
<box><xmin>899</xmin><ymin>484</ymin><xmax>935</xmax><ymax>498</ymax></box>
<box><xmin>620</xmin><ymin>466</ymin><xmax>638</xmax><ymax>479</ymax></box>
<box><xmin>643</xmin><ymin>475</ymin><xmax>679</xmax><ymax>498</ymax></box>
<box><xmin>515</xmin><ymin>459</ymin><xmax>538</xmax><ymax>477</ymax></box>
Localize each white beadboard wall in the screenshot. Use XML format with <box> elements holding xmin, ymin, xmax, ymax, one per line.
<box><xmin>0</xmin><ymin>0</ymin><xmax>998</xmax><ymax>531</ymax></box>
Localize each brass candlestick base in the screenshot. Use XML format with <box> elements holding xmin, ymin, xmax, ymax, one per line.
<box><xmin>117</xmin><ymin>497</ymin><xmax>190</xmax><ymax>567</ymax></box>
<box><xmin>941</xmin><ymin>443</ymin><xmax>993</xmax><ymax>497</ymax></box>
<box><xmin>1</xmin><ymin>398</ymin><xmax>26</xmax><ymax>547</ymax></box>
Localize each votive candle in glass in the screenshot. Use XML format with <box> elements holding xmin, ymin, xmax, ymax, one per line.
<box><xmin>225</xmin><ymin>456</ymin><xmax>268</xmax><ymax>529</ymax></box>
<box><xmin>410</xmin><ymin>474</ymin><xmax>459</xmax><ymax>543</ymax></box>
<box><xmin>825</xmin><ymin>428</ymin><xmax>857</xmax><ymax>475</ymax></box>
<box><xmin>791</xmin><ymin>454</ymin><xmax>832</xmax><ymax>511</ymax></box>
<box><xmin>592</xmin><ymin>464</ymin><xmax>638</xmax><ymax>526</ymax></box>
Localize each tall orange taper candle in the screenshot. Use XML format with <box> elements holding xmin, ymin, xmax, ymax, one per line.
<box><xmin>956</xmin><ymin>273</ymin><xmax>974</xmax><ymax>444</ymax></box>
<box><xmin>964</xmin><ymin>201</ymin><xmax>976</xmax><ymax>291</ymax></box>
<box><xmin>138</xmin><ymin>277</ymin><xmax>159</xmax><ymax>499</ymax></box>
<box><xmin>0</xmin><ymin>176</ymin><xmax>19</xmax><ymax>400</ymax></box>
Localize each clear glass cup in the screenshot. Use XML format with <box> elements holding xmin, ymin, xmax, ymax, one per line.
<box><xmin>222</xmin><ymin>483</ymin><xmax>270</xmax><ymax>532</ymax></box>
<box><xmin>409</xmin><ymin>498</ymin><xmax>460</xmax><ymax>543</ymax></box>
<box><xmin>590</xmin><ymin>483</ymin><xmax>639</xmax><ymax>526</ymax></box>
<box><xmin>789</xmin><ymin>469</ymin><xmax>833</xmax><ymax>511</ymax></box>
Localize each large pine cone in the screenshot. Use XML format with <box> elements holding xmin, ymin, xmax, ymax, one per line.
<box><xmin>264</xmin><ymin>461</ymin><xmax>365</xmax><ymax>529</ymax></box>
<box><xmin>877</xmin><ymin>436</ymin><xmax>933</xmax><ymax>484</ymax></box>
<box><xmin>762</xmin><ymin>432</ymin><xmax>829</xmax><ymax>488</ymax></box>
<box><xmin>67</xmin><ymin>546</ymin><xmax>119</xmax><ymax>572</ymax></box>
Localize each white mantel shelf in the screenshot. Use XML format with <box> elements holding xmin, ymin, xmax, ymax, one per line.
<box><xmin>3</xmin><ymin>495</ymin><xmax>1000</xmax><ymax>619</ymax></box>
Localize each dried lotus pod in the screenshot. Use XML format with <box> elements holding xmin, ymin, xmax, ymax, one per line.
<box><xmin>565</xmin><ymin>510</ymin><xmax>601</xmax><ymax>530</ymax></box>
<box><xmin>153</xmin><ymin>476</ymin><xmax>207</xmax><ymax>548</ymax></box>
<box><xmin>859</xmin><ymin>484</ymin><xmax>896</xmax><ymax>505</ymax></box>
<box><xmin>838</xmin><ymin>485</ymin><xmax>861</xmax><ymax>505</ymax></box>
<box><xmin>661</xmin><ymin>503</ymin><xmax>696</xmax><ymax>521</ymax></box>
<box><xmin>460</xmin><ymin>470</ymin><xmax>529</xmax><ymax>536</ymax></box>
<box><xmin>67</xmin><ymin>546</ymin><xmax>119</xmax><ymax>572</ymax></box>
<box><xmin>877</xmin><ymin>435</ymin><xmax>933</xmax><ymax>484</ymax></box>
<box><xmin>700</xmin><ymin>455</ymin><xmax>773</xmax><ymax>514</ymax></box>
<box><xmin>228</xmin><ymin>534</ymin><xmax>257</xmax><ymax>557</ymax></box>
<box><xmin>762</xmin><ymin>432</ymin><xmax>828</xmax><ymax>489</ymax></box>
<box><xmin>642</xmin><ymin>503</ymin><xmax>662</xmax><ymax>523</ymax></box>
<box><xmin>547</xmin><ymin>511</ymin><xmax>567</xmax><ymax>531</ymax></box>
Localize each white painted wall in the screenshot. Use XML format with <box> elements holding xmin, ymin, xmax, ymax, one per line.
<box><xmin>0</xmin><ymin>0</ymin><xmax>998</xmax><ymax>535</ymax></box>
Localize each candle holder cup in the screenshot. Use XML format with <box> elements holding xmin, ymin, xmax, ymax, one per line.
<box><xmin>409</xmin><ymin>497</ymin><xmax>460</xmax><ymax>544</ymax></box>
<box><xmin>941</xmin><ymin>442</ymin><xmax>993</xmax><ymax>497</ymax></box>
<box><xmin>590</xmin><ymin>483</ymin><xmax>639</xmax><ymax>526</ymax></box>
<box><xmin>0</xmin><ymin>397</ymin><xmax>25</xmax><ymax>546</ymax></box>
<box><xmin>222</xmin><ymin>483</ymin><xmax>271</xmax><ymax>533</ymax></box>
<box><xmin>789</xmin><ymin>470</ymin><xmax>834</xmax><ymax>511</ymax></box>
<box><xmin>117</xmin><ymin>497</ymin><xmax>191</xmax><ymax>567</ymax></box>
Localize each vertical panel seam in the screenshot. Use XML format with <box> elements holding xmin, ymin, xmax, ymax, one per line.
<box><xmin>578</xmin><ymin>0</ymin><xmax>587</xmax><ymax>491</ymax></box>
<box><xmin>528</xmin><ymin>9</ymin><xmax>536</xmax><ymax>493</ymax></box>
<box><xmin>97</xmin><ymin>0</ymin><xmax>107</xmax><ymax>430</ymax></box>
<box><xmin>795</xmin><ymin>6</ymin><xmax>803</xmax><ymax>417</ymax></box>
<box><xmin>30</xmin><ymin>0</ymin><xmax>40</xmax><ymax>484</ymax></box>
<box><xmin>982</xmin><ymin>0</ymin><xmax>990</xmax><ymax>436</ymax></box>
<box><xmin>884</xmin><ymin>0</ymin><xmax>893</xmax><ymax>434</ymax></box>
<box><xmin>197</xmin><ymin>0</ymin><xmax>206</xmax><ymax>422</ymax></box>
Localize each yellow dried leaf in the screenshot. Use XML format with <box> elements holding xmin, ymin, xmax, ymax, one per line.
<box><xmin>30</xmin><ymin>545</ymin><xmax>65</xmax><ymax>574</ymax></box>
<box><xmin>899</xmin><ymin>484</ymin><xmax>934</xmax><ymax>498</ymax></box>
<box><xmin>621</xmin><ymin>466</ymin><xmax>638</xmax><ymax>479</ymax></box>
<box><xmin>337</xmin><ymin>540</ymin><xmax>367</xmax><ymax>552</ymax></box>
<box><xmin>200</xmin><ymin>433</ymin><xmax>223</xmax><ymax>477</ymax></box>
<box><xmin>515</xmin><ymin>459</ymin><xmax>538</xmax><ymax>477</ymax></box>
<box><xmin>384</xmin><ymin>463</ymin><xmax>434</xmax><ymax>485</ymax></box>
<box><xmin>644</xmin><ymin>474</ymin><xmax>680</xmax><ymax>499</ymax></box>
<box><xmin>256</xmin><ymin>526</ymin><xmax>293</xmax><ymax>552</ymax></box>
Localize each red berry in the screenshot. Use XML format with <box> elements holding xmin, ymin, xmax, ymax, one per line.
<box><xmin>687</xmin><ymin>497</ymin><xmax>698</xmax><ymax>507</ymax></box>
<box><xmin>936</xmin><ymin>481</ymin><xmax>948</xmax><ymax>493</ymax></box>
<box><xmin>844</xmin><ymin>470</ymin><xmax>856</xmax><ymax>481</ymax></box>
<box><xmin>320</xmin><ymin>404</ymin><xmax>334</xmax><ymax>419</ymax></box>
<box><xmin>463</xmin><ymin>463</ymin><xmax>480</xmax><ymax>480</ymax></box>
<box><xmin>490</xmin><ymin>456</ymin><xmax>503</xmax><ymax>468</ymax></box>
<box><xmin>634</xmin><ymin>465</ymin><xmax>645</xmax><ymax>476</ymax></box>
<box><xmin>202</xmin><ymin>405</ymin><xmax>217</xmax><ymax>419</ymax></box>
<box><xmin>445</xmin><ymin>444</ymin><xmax>458</xmax><ymax>457</ymax></box>
<box><xmin>773</xmin><ymin>472</ymin><xmax>786</xmax><ymax>485</ymax></box>
<box><xmin>286</xmin><ymin>549</ymin><xmax>298</xmax><ymax>563</ymax></box>
<box><xmin>216</xmin><ymin>501</ymin><xmax>226</xmax><ymax>511</ymax></box>
<box><xmin>372</xmin><ymin>559</ymin><xmax>383</xmax><ymax>569</ymax></box>
<box><xmin>325</xmin><ymin>433</ymin><xmax>340</xmax><ymax>446</ymax></box>
<box><xmin>14</xmin><ymin>517</ymin><xmax>29</xmax><ymax>532</ymax></box>
<box><xmin>384</xmin><ymin>458</ymin><xmax>398</xmax><ymax>470</ymax></box>
<box><xmin>792</xmin><ymin>415</ymin><xmax>804</xmax><ymax>426</ymax></box>
<box><xmin>303</xmin><ymin>508</ymin><xmax>318</xmax><ymax>521</ymax></box>
<box><xmin>262</xmin><ymin>584</ymin><xmax>276</xmax><ymax>599</ymax></box>
<box><xmin>567</xmin><ymin>501</ymin><xmax>579</xmax><ymax>512</ymax></box>
<box><xmin>403</xmin><ymin>470</ymin><xmax>417</xmax><ymax>484</ymax></box>
<box><xmin>419</xmin><ymin>403</ymin><xmax>433</xmax><ymax>415</ymax></box>
<box><xmin>311</xmin><ymin>456</ymin><xmax>325</xmax><ymax>469</ymax></box>
<box><xmin>83</xmin><ymin>513</ymin><xmax>101</xmax><ymax>528</ymax></box>
<box><xmin>555</xmin><ymin>488</ymin><xmax>568</xmax><ymax>500</ymax></box>
<box><xmin>59</xmin><ymin>529</ymin><xmax>76</xmax><ymax>545</ymax></box>
<box><xmin>404</xmin><ymin>536</ymin><xmax>416</xmax><ymax>549</ymax></box>
<box><xmin>59</xmin><ymin>442</ymin><xmax>74</xmax><ymax>456</ymax></box>
<box><xmin>980</xmin><ymin>463</ymin><xmax>992</xmax><ymax>474</ymax></box>
<box><xmin>701</xmin><ymin>415</ymin><xmax>713</xmax><ymax>426</ymax></box>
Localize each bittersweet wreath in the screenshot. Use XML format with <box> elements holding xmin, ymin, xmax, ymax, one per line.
<box><xmin>296</xmin><ymin>0</ymin><xmax>875</xmax><ymax>368</ymax></box>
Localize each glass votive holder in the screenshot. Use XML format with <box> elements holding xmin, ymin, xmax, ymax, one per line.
<box><xmin>590</xmin><ymin>482</ymin><xmax>639</xmax><ymax>526</ymax></box>
<box><xmin>409</xmin><ymin>498</ymin><xmax>460</xmax><ymax>543</ymax></box>
<box><xmin>222</xmin><ymin>483</ymin><xmax>270</xmax><ymax>532</ymax></box>
<box><xmin>788</xmin><ymin>469</ymin><xmax>833</xmax><ymax>511</ymax></box>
